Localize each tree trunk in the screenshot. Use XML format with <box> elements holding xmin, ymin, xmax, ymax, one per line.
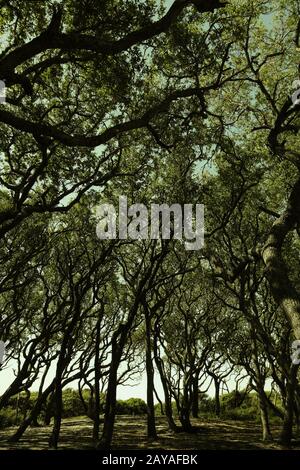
<box><xmin>98</xmin><ymin>296</ymin><xmax>140</xmax><ymax>449</ymax></box>
<box><xmin>179</xmin><ymin>382</ymin><xmax>193</xmax><ymax>433</ymax></box>
<box><xmin>214</xmin><ymin>378</ymin><xmax>221</xmax><ymax>417</ymax></box>
<box><xmin>98</xmin><ymin>353</ymin><xmax>119</xmax><ymax>449</ymax></box>
<box><xmin>179</xmin><ymin>407</ymin><xmax>193</xmax><ymax>433</ymax></box>
<box><xmin>145</xmin><ymin>310</ymin><xmax>157</xmax><ymax>439</ymax></box>
<box><xmin>44</xmin><ymin>394</ymin><xmax>54</xmax><ymax>426</ymax></box>
<box><xmin>191</xmin><ymin>374</ymin><xmax>199</xmax><ymax>418</ymax></box>
<box><xmin>9</xmin><ymin>382</ymin><xmax>54</xmax><ymax>442</ymax></box>
<box><xmin>153</xmin><ymin>332</ymin><xmax>179</xmax><ymax>432</ymax></box>
<box><xmin>280</xmin><ymin>365</ymin><xmax>298</xmax><ymax>447</ymax></box>
<box><xmin>93</xmin><ymin>317</ymin><xmax>101</xmax><ymax>441</ymax></box>
<box><xmin>262</xmin><ymin>178</ymin><xmax>300</xmax><ymax>340</ymax></box>
<box><xmin>250</xmin><ymin>328</ymin><xmax>273</xmax><ymax>441</ymax></box>
<box><xmin>154</xmin><ymin>385</ymin><xmax>164</xmax><ymax>415</ymax></box>
<box><xmin>48</xmin><ymin>382</ymin><xmax>63</xmax><ymax>449</ymax></box>
<box><xmin>0</xmin><ymin>339</ymin><xmax>40</xmax><ymax>411</ymax></box>
<box><xmin>294</xmin><ymin>393</ymin><xmax>300</xmax><ymax>435</ymax></box>
<box><xmin>257</xmin><ymin>390</ymin><xmax>272</xmax><ymax>441</ymax></box>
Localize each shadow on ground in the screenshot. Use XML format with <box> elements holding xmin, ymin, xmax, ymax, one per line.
<box><xmin>0</xmin><ymin>416</ymin><xmax>297</xmax><ymax>450</ymax></box>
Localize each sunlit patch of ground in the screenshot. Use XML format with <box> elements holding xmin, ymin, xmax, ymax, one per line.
<box><xmin>0</xmin><ymin>416</ymin><xmax>299</xmax><ymax>450</ymax></box>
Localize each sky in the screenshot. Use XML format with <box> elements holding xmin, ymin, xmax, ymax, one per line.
<box><xmin>0</xmin><ymin>361</ymin><xmax>166</xmax><ymax>401</ymax></box>
<box><xmin>0</xmin><ymin>352</ymin><xmax>243</xmax><ymax>402</ymax></box>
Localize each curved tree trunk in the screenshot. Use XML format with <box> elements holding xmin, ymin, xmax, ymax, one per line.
<box><xmin>93</xmin><ymin>317</ymin><xmax>101</xmax><ymax>441</ymax></box>
<box><xmin>44</xmin><ymin>393</ymin><xmax>54</xmax><ymax>426</ymax></box>
<box><xmin>262</xmin><ymin>177</ymin><xmax>300</xmax><ymax>340</ymax></box>
<box><xmin>97</xmin><ymin>351</ymin><xmax>119</xmax><ymax>449</ymax></box>
<box><xmin>145</xmin><ymin>309</ymin><xmax>157</xmax><ymax>439</ymax></box>
<box><xmin>48</xmin><ymin>381</ymin><xmax>63</xmax><ymax>449</ymax></box>
<box><xmin>9</xmin><ymin>382</ymin><xmax>54</xmax><ymax>442</ymax></box>
<box><xmin>257</xmin><ymin>390</ymin><xmax>272</xmax><ymax>442</ymax></box>
<box><xmin>153</xmin><ymin>332</ymin><xmax>179</xmax><ymax>432</ymax></box>
<box><xmin>280</xmin><ymin>365</ymin><xmax>298</xmax><ymax>447</ymax></box>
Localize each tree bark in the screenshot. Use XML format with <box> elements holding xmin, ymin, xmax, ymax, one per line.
<box><xmin>153</xmin><ymin>331</ymin><xmax>179</xmax><ymax>432</ymax></box>
<box><xmin>257</xmin><ymin>389</ymin><xmax>272</xmax><ymax>441</ymax></box>
<box><xmin>280</xmin><ymin>365</ymin><xmax>298</xmax><ymax>446</ymax></box>
<box><xmin>48</xmin><ymin>381</ymin><xmax>63</xmax><ymax>449</ymax></box>
<box><xmin>191</xmin><ymin>374</ymin><xmax>199</xmax><ymax>418</ymax></box>
<box><xmin>44</xmin><ymin>393</ymin><xmax>54</xmax><ymax>425</ymax></box>
<box><xmin>179</xmin><ymin>380</ymin><xmax>193</xmax><ymax>433</ymax></box>
<box><xmin>97</xmin><ymin>349</ymin><xmax>119</xmax><ymax>450</ymax></box>
<box><xmin>93</xmin><ymin>317</ymin><xmax>101</xmax><ymax>441</ymax></box>
<box><xmin>145</xmin><ymin>309</ymin><xmax>157</xmax><ymax>439</ymax></box>
<box><xmin>262</xmin><ymin>177</ymin><xmax>300</xmax><ymax>339</ymax></box>
<box><xmin>214</xmin><ymin>378</ymin><xmax>221</xmax><ymax>418</ymax></box>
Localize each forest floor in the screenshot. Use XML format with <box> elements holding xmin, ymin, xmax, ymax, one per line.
<box><xmin>0</xmin><ymin>415</ymin><xmax>299</xmax><ymax>450</ymax></box>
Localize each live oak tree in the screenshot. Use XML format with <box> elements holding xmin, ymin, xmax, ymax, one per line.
<box><xmin>0</xmin><ymin>0</ymin><xmax>228</xmax><ymax>237</ymax></box>
<box><xmin>2</xmin><ymin>0</ymin><xmax>300</xmax><ymax>451</ymax></box>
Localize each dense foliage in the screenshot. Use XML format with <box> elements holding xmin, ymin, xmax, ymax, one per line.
<box><xmin>0</xmin><ymin>0</ymin><xmax>300</xmax><ymax>449</ymax></box>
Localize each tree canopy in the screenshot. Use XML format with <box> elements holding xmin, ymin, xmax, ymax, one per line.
<box><xmin>1</xmin><ymin>0</ymin><xmax>300</xmax><ymax>451</ymax></box>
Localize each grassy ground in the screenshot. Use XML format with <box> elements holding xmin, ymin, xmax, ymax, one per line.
<box><xmin>0</xmin><ymin>415</ymin><xmax>299</xmax><ymax>450</ymax></box>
